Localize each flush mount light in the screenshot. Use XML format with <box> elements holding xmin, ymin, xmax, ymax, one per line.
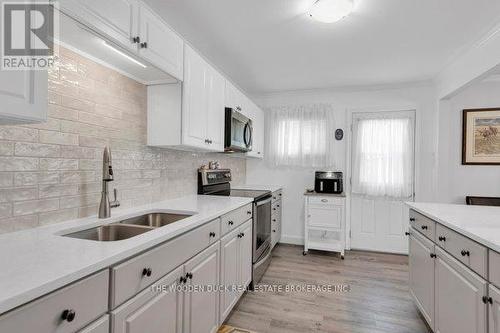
<box><xmin>102</xmin><ymin>41</ymin><xmax>147</xmax><ymax>68</ymax></box>
<box><xmin>308</xmin><ymin>0</ymin><xmax>354</xmax><ymax>23</ymax></box>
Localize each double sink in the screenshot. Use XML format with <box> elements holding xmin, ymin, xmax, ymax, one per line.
<box><xmin>64</xmin><ymin>212</ymin><xmax>194</xmax><ymax>241</ymax></box>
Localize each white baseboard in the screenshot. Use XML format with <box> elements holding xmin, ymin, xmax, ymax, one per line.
<box><xmin>279</xmin><ymin>234</ymin><xmax>304</xmax><ymax>246</ymax></box>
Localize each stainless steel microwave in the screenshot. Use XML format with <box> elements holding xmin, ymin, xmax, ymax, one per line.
<box><xmin>224</xmin><ymin>107</ymin><xmax>253</xmax><ymax>152</ymax></box>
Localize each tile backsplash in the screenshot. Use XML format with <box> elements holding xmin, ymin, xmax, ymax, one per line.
<box><xmin>0</xmin><ymin>46</ymin><xmax>245</xmax><ymax>234</ymax></box>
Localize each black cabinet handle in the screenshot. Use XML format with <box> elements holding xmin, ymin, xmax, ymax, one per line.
<box><xmin>228</xmin><ymin>221</ymin><xmax>234</xmax><ymax>226</ymax></box>
<box><xmin>421</xmin><ymin>225</ymin><xmax>428</xmax><ymax>230</ymax></box>
<box><xmin>273</xmin><ymin>208</ymin><xmax>276</xmax><ymax>211</ymax></box>
<box><xmin>179</xmin><ymin>276</ymin><xmax>186</xmax><ymax>284</ymax></box>
<box><xmin>241</xmin><ymin>232</ymin><xmax>245</xmax><ymax>237</ymax></box>
<box><xmin>483</xmin><ymin>296</ymin><xmax>493</xmax><ymax>304</ymax></box>
<box><xmin>61</xmin><ymin>309</ymin><xmax>76</xmax><ymax>322</ymax></box>
<box><xmin>142</xmin><ymin>268</ymin><xmax>152</xmax><ymax>277</ymax></box>
<box><xmin>273</xmin><ymin>229</ymin><xmax>276</xmax><ymax>232</ymax></box>
<box><xmin>140</xmin><ymin>42</ymin><xmax>148</xmax><ymax>49</ymax></box>
<box><xmin>405</xmin><ymin>232</ymin><xmax>410</xmax><ymax>236</ymax></box>
<box><xmin>186</xmin><ymin>272</ymin><xmax>193</xmax><ymax>280</ymax></box>
<box><xmin>209</xmin><ymin>232</ymin><xmax>216</xmax><ymax>238</ymax></box>
<box><xmin>410</xmin><ymin>217</ymin><xmax>415</xmax><ymax>222</ymax></box>
<box><xmin>430</xmin><ymin>253</ymin><xmax>436</xmax><ymax>258</ymax></box>
<box><xmin>279</xmin><ymin>193</ymin><xmax>282</xmax><ymax>196</ymax></box>
<box><xmin>273</xmin><ymin>196</ymin><xmax>276</xmax><ymax>200</ymax></box>
<box><xmin>237</xmin><ymin>233</ymin><xmax>242</xmax><ymax>238</ymax></box>
<box><xmin>247</xmin><ymin>211</ymin><xmax>252</xmax><ymax>215</ymax></box>
<box><xmin>273</xmin><ymin>219</ymin><xmax>276</xmax><ymax>222</ymax></box>
<box><xmin>277</xmin><ymin>205</ymin><xmax>280</xmax><ymax>207</ymax></box>
<box><xmin>132</xmin><ymin>36</ymin><xmax>140</xmax><ymax>43</ymax></box>
<box><xmin>438</xmin><ymin>236</ymin><xmax>446</xmax><ymax>242</ymax></box>
<box><xmin>461</xmin><ymin>250</ymin><xmax>470</xmax><ymax>257</ymax></box>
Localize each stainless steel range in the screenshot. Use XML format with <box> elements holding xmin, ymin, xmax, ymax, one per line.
<box><xmin>198</xmin><ymin>169</ymin><xmax>272</xmax><ymax>286</ymax></box>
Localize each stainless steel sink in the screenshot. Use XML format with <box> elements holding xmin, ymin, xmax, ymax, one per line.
<box><xmin>64</xmin><ymin>224</ymin><xmax>155</xmax><ymax>241</ymax></box>
<box><xmin>119</xmin><ymin>213</ymin><xmax>193</xmax><ymax>227</ymax></box>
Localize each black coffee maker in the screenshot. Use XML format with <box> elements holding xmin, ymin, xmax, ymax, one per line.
<box><xmin>314</xmin><ymin>171</ymin><xmax>343</xmax><ymax>194</ymax></box>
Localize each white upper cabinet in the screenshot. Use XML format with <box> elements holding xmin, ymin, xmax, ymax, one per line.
<box><xmin>225</xmin><ymin>80</ymin><xmax>249</xmax><ymax>116</ymax></box>
<box><xmin>138</xmin><ymin>4</ymin><xmax>183</xmax><ymax>80</ymax></box>
<box><xmin>206</xmin><ymin>67</ymin><xmax>226</xmax><ymax>150</ymax></box>
<box><xmin>60</xmin><ymin>0</ymin><xmax>183</xmax><ymax>81</ymax></box>
<box><xmin>247</xmin><ymin>103</ymin><xmax>264</xmax><ymax>159</ymax></box>
<box><xmin>60</xmin><ymin>0</ymin><xmax>138</xmax><ymax>52</ymax></box>
<box><xmin>0</xmin><ymin>70</ymin><xmax>47</xmax><ymax>124</ymax></box>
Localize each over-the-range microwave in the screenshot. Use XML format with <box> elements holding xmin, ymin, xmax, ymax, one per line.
<box><xmin>224</xmin><ymin>107</ymin><xmax>253</xmax><ymax>153</ymax></box>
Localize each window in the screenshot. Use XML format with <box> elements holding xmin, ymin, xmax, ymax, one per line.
<box><xmin>267</xmin><ymin>104</ymin><xmax>334</xmax><ymax>167</ymax></box>
<box><xmin>352</xmin><ymin>112</ymin><xmax>415</xmax><ymax>199</ymax></box>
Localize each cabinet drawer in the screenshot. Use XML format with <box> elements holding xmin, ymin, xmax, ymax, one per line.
<box><xmin>0</xmin><ymin>270</ymin><xmax>108</xmax><ymax>333</ymax></box>
<box><xmin>308</xmin><ymin>196</ymin><xmax>344</xmax><ymax>206</ymax></box>
<box><xmin>490</xmin><ymin>250</ymin><xmax>500</xmax><ymax>289</ymax></box>
<box><xmin>435</xmin><ymin>223</ymin><xmax>487</xmax><ymax>278</ymax></box>
<box><xmin>271</xmin><ymin>190</ymin><xmax>282</xmax><ymax>203</ymax></box>
<box><xmin>221</xmin><ymin>204</ymin><xmax>252</xmax><ymax>235</ymax></box>
<box><xmin>409</xmin><ymin>210</ymin><xmax>435</xmax><ymax>241</ymax></box>
<box><xmin>111</xmin><ymin>218</ymin><xmax>220</xmax><ymax>308</ymax></box>
<box><xmin>78</xmin><ymin>315</ymin><xmax>109</xmax><ymax>333</ymax></box>
<box><xmin>272</xmin><ymin>201</ymin><xmax>281</xmax><ymax>217</ymax></box>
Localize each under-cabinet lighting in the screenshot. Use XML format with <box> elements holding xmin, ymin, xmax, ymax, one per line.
<box><xmin>102</xmin><ymin>41</ymin><xmax>147</xmax><ymax>68</ymax></box>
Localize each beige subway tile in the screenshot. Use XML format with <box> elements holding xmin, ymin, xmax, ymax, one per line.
<box><xmin>47</xmin><ymin>104</ymin><xmax>79</xmax><ymax>121</ymax></box>
<box><xmin>39</xmin><ymin>158</ymin><xmax>78</xmax><ymax>170</ymax></box>
<box><xmin>0</xmin><ymin>157</ymin><xmax>38</xmax><ymax>171</ymax></box>
<box><xmin>13</xmin><ymin>198</ymin><xmax>59</xmax><ymax>216</ymax></box>
<box><xmin>38</xmin><ymin>208</ymin><xmax>79</xmax><ymax>226</ymax></box>
<box><xmin>0</xmin><ymin>142</ymin><xmax>14</xmax><ymax>156</ymax></box>
<box><xmin>60</xmin><ymin>193</ymin><xmax>100</xmax><ymax>209</ymax></box>
<box><xmin>14</xmin><ymin>172</ymin><xmax>59</xmax><ymax>186</ymax></box>
<box><xmin>48</xmin><ymin>91</ymin><xmax>62</xmax><ymax>105</ymax></box>
<box><xmin>77</xmin><ymin>182</ymin><xmax>101</xmax><ymax>194</ymax></box>
<box><xmin>0</xmin><ymin>203</ymin><xmax>12</xmax><ymax>218</ymax></box>
<box><xmin>0</xmin><ymin>188</ymin><xmax>38</xmax><ymax>203</ymax></box>
<box><xmin>23</xmin><ymin>118</ymin><xmax>61</xmax><ymax>131</ymax></box>
<box><xmin>0</xmin><ymin>127</ymin><xmax>38</xmax><ymax>142</ymax></box>
<box><xmin>60</xmin><ymin>146</ymin><xmax>98</xmax><ymax>159</ymax></box>
<box><xmin>60</xmin><ymin>95</ymin><xmax>94</xmax><ymax>112</ymax></box>
<box><xmin>79</xmin><ymin>136</ymin><xmax>109</xmax><ymax>148</ymax></box>
<box><xmin>78</xmin><ymin>205</ymin><xmax>98</xmax><ymax>218</ymax></box>
<box><xmin>79</xmin><ymin>159</ymin><xmax>100</xmax><ymax>170</ymax></box>
<box><xmin>94</xmin><ymin>104</ymin><xmax>122</xmax><ymax>119</ymax></box>
<box><xmin>60</xmin><ymin>171</ymin><xmax>96</xmax><ymax>184</ymax></box>
<box><xmin>39</xmin><ymin>184</ymin><xmax>78</xmax><ymax>198</ymax></box>
<box><xmin>39</xmin><ymin>130</ymin><xmax>79</xmax><ymax>146</ymax></box>
<box><xmin>0</xmin><ymin>173</ymin><xmax>14</xmax><ymax>187</ymax></box>
<box><xmin>15</xmin><ymin>142</ymin><xmax>60</xmax><ymax>157</ymax></box>
<box><xmin>142</xmin><ymin>170</ymin><xmax>161</xmax><ymax>179</ymax></box>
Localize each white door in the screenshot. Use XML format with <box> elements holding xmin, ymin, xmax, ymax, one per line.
<box><xmin>220</xmin><ymin>229</ymin><xmax>240</xmax><ymax>322</ymax></box>
<box><xmin>60</xmin><ymin>0</ymin><xmax>138</xmax><ymax>52</ymax></box>
<box><xmin>349</xmin><ymin>110</ymin><xmax>415</xmax><ymax>253</ymax></box>
<box><xmin>409</xmin><ymin>231</ymin><xmax>435</xmax><ymax>330</ymax></box>
<box><xmin>239</xmin><ymin>223</ymin><xmax>253</xmax><ymax>289</ymax></box>
<box><xmin>434</xmin><ymin>247</ymin><xmax>487</xmax><ymax>333</ymax></box>
<box><xmin>205</xmin><ymin>66</ymin><xmax>225</xmax><ymax>151</ymax></box>
<box><xmin>138</xmin><ymin>4</ymin><xmax>183</xmax><ymax>80</ymax></box>
<box><xmin>184</xmin><ymin>243</ymin><xmax>220</xmax><ymax>333</ymax></box>
<box><xmin>182</xmin><ymin>45</ymin><xmax>208</xmax><ymax>149</ymax></box>
<box><xmin>489</xmin><ymin>284</ymin><xmax>500</xmax><ymax>333</ymax></box>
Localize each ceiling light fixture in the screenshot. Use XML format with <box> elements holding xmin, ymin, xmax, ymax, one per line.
<box><xmin>308</xmin><ymin>0</ymin><xmax>354</xmax><ymax>23</ymax></box>
<box><xmin>102</xmin><ymin>41</ymin><xmax>147</xmax><ymax>68</ymax></box>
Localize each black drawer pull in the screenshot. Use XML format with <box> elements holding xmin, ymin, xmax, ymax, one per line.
<box><xmin>61</xmin><ymin>309</ymin><xmax>76</xmax><ymax>322</ymax></box>
<box><xmin>430</xmin><ymin>253</ymin><xmax>436</xmax><ymax>258</ymax></box>
<box><xmin>247</xmin><ymin>211</ymin><xmax>252</xmax><ymax>215</ymax></box>
<box><xmin>142</xmin><ymin>268</ymin><xmax>152</xmax><ymax>277</ymax></box>
<box><xmin>421</xmin><ymin>225</ymin><xmax>428</xmax><ymax>230</ymax></box>
<box><xmin>228</xmin><ymin>221</ymin><xmax>234</xmax><ymax>226</ymax></box>
<box><xmin>410</xmin><ymin>217</ymin><xmax>415</xmax><ymax>222</ymax></box>
<box><xmin>179</xmin><ymin>276</ymin><xmax>186</xmax><ymax>284</ymax></box>
<box><xmin>438</xmin><ymin>236</ymin><xmax>446</xmax><ymax>242</ymax></box>
<box><xmin>483</xmin><ymin>296</ymin><xmax>493</xmax><ymax>304</ymax></box>
<box><xmin>461</xmin><ymin>250</ymin><xmax>470</xmax><ymax>257</ymax></box>
<box><xmin>273</xmin><ymin>229</ymin><xmax>276</xmax><ymax>232</ymax></box>
<box><xmin>405</xmin><ymin>232</ymin><xmax>410</xmax><ymax>236</ymax></box>
<box><xmin>209</xmin><ymin>232</ymin><xmax>216</xmax><ymax>238</ymax></box>
<box><xmin>186</xmin><ymin>272</ymin><xmax>193</xmax><ymax>280</ymax></box>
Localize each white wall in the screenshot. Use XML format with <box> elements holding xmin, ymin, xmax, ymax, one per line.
<box><xmin>246</xmin><ymin>84</ymin><xmax>438</xmax><ymax>245</ymax></box>
<box><xmin>437</xmin><ymin>80</ymin><xmax>500</xmax><ymax>203</ymax></box>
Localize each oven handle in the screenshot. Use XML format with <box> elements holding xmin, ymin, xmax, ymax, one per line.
<box><xmin>256</xmin><ymin>197</ymin><xmax>272</xmax><ymax>206</ymax></box>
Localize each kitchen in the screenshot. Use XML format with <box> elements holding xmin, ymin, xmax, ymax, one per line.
<box><xmin>0</xmin><ymin>1</ymin><xmax>500</xmax><ymax>333</ymax></box>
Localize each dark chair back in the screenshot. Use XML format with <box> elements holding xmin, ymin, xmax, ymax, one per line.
<box><xmin>466</xmin><ymin>196</ymin><xmax>500</xmax><ymax>206</ymax></box>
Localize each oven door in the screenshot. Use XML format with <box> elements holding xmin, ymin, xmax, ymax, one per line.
<box><xmin>253</xmin><ymin>196</ymin><xmax>271</xmax><ymax>262</ymax></box>
<box><xmin>225</xmin><ymin>108</ymin><xmax>253</xmax><ymax>152</ymax></box>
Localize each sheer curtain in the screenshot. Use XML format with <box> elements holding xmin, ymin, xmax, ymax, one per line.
<box><xmin>352</xmin><ymin>112</ymin><xmax>414</xmax><ymax>199</ymax></box>
<box><xmin>266</xmin><ymin>104</ymin><xmax>335</xmax><ymax>168</ymax></box>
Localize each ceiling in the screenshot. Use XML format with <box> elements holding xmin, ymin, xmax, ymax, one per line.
<box><xmin>144</xmin><ymin>0</ymin><xmax>500</xmax><ymax>94</ymax></box>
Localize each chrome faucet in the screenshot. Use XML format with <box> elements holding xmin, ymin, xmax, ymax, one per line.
<box><xmin>98</xmin><ymin>147</ymin><xmax>120</xmax><ymax>218</ymax></box>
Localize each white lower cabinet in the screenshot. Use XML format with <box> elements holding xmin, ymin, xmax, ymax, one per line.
<box><xmin>111</xmin><ymin>266</ymin><xmax>184</xmax><ymax>333</ymax></box>
<box><xmin>434</xmin><ymin>247</ymin><xmax>487</xmax><ymax>333</ymax></box>
<box><xmin>409</xmin><ymin>230</ymin><xmax>435</xmax><ymax>330</ymax></box>
<box><xmin>79</xmin><ymin>315</ymin><xmax>110</xmax><ymax>333</ymax></box>
<box><xmin>220</xmin><ymin>221</ymin><xmax>253</xmax><ymax>322</ymax></box>
<box><xmin>183</xmin><ymin>242</ymin><xmax>220</xmax><ymax>333</ymax></box>
<box><xmin>489</xmin><ymin>285</ymin><xmax>500</xmax><ymax>333</ymax></box>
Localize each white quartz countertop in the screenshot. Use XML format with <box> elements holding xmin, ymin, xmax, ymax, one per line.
<box><xmin>407</xmin><ymin>202</ymin><xmax>500</xmax><ymax>253</ymax></box>
<box><xmin>0</xmin><ymin>195</ymin><xmax>253</xmax><ymax>315</ymax></box>
<box><xmin>232</xmin><ymin>184</ymin><xmax>283</xmax><ymax>193</ymax></box>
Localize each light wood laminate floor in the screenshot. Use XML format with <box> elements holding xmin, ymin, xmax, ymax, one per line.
<box><xmin>225</xmin><ymin>244</ymin><xmax>431</xmax><ymax>333</ymax></box>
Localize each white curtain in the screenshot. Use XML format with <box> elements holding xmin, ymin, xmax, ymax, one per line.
<box><xmin>266</xmin><ymin>104</ymin><xmax>335</xmax><ymax>168</ymax></box>
<box><xmin>352</xmin><ymin>113</ymin><xmax>414</xmax><ymax>199</ymax></box>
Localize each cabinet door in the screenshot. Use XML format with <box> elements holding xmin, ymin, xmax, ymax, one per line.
<box><xmin>434</xmin><ymin>247</ymin><xmax>487</xmax><ymax>333</ymax></box>
<box><xmin>409</xmin><ymin>230</ymin><xmax>435</xmax><ymax>330</ymax></box>
<box><xmin>182</xmin><ymin>45</ymin><xmax>208</xmax><ymax>149</ymax></box>
<box><xmin>239</xmin><ymin>222</ymin><xmax>253</xmax><ymax>289</ymax></box>
<box><xmin>205</xmin><ymin>66</ymin><xmax>225</xmax><ymax>151</ymax></box>
<box><xmin>138</xmin><ymin>4</ymin><xmax>183</xmax><ymax>80</ymax></box>
<box><xmin>78</xmin><ymin>315</ymin><xmax>109</xmax><ymax>333</ymax></box>
<box><xmin>490</xmin><ymin>284</ymin><xmax>500</xmax><ymax>333</ymax></box>
<box><xmin>308</xmin><ymin>204</ymin><xmax>343</xmax><ymax>229</ymax></box>
<box><xmin>224</xmin><ymin>80</ymin><xmax>240</xmax><ymax>110</ymax></box>
<box><xmin>60</xmin><ymin>0</ymin><xmax>138</xmax><ymax>52</ymax></box>
<box><xmin>184</xmin><ymin>243</ymin><xmax>220</xmax><ymax>333</ymax></box>
<box><xmin>220</xmin><ymin>229</ymin><xmax>241</xmax><ymax>322</ymax></box>
<box><xmin>0</xmin><ymin>70</ymin><xmax>47</xmax><ymax>124</ymax></box>
<box><xmin>112</xmin><ymin>266</ymin><xmax>184</xmax><ymax>333</ymax></box>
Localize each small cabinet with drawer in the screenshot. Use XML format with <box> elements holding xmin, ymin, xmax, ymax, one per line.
<box><xmin>0</xmin><ymin>270</ymin><xmax>109</xmax><ymax>333</ymax></box>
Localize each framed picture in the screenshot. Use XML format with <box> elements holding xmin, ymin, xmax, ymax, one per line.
<box><xmin>462</xmin><ymin>108</ymin><xmax>500</xmax><ymax>165</ymax></box>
